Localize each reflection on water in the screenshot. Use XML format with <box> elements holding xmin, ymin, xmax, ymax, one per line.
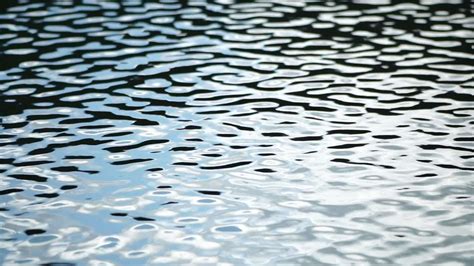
<box><xmin>0</xmin><ymin>0</ymin><xmax>473</xmax><ymax>265</ymax></box>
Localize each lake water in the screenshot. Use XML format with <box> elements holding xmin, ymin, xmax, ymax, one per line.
<box><xmin>0</xmin><ymin>0</ymin><xmax>473</xmax><ymax>265</ymax></box>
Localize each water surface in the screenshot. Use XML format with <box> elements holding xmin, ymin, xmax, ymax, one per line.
<box><xmin>0</xmin><ymin>0</ymin><xmax>473</xmax><ymax>265</ymax></box>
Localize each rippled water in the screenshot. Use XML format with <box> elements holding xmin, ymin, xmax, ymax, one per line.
<box><xmin>1</xmin><ymin>0</ymin><xmax>473</xmax><ymax>265</ymax></box>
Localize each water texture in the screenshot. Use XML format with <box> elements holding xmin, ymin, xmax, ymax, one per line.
<box><xmin>0</xmin><ymin>0</ymin><xmax>473</xmax><ymax>265</ymax></box>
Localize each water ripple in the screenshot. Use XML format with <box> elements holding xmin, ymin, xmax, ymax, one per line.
<box><xmin>0</xmin><ymin>0</ymin><xmax>473</xmax><ymax>265</ymax></box>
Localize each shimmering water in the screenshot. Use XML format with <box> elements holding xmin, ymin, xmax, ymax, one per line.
<box><xmin>0</xmin><ymin>0</ymin><xmax>473</xmax><ymax>265</ymax></box>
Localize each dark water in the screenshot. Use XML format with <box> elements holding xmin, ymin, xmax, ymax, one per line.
<box><xmin>1</xmin><ymin>0</ymin><xmax>473</xmax><ymax>265</ymax></box>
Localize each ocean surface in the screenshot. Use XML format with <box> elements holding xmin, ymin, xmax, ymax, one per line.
<box><xmin>0</xmin><ymin>0</ymin><xmax>473</xmax><ymax>265</ymax></box>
